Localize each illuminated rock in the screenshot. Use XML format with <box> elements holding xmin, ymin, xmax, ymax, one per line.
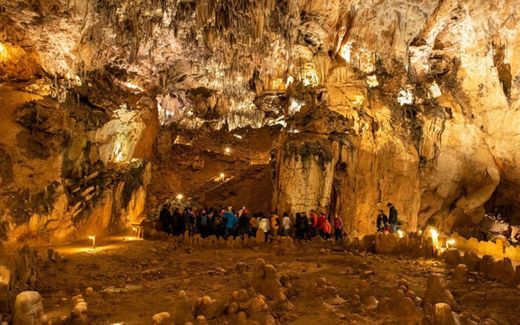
<box><xmin>424</xmin><ymin>274</ymin><xmax>456</xmax><ymax>306</ymax></box>
<box><xmin>13</xmin><ymin>291</ymin><xmax>44</xmax><ymax>325</ymax></box>
<box><xmin>451</xmin><ymin>264</ymin><xmax>469</xmax><ymax>284</ymax></box>
<box><xmin>152</xmin><ymin>312</ymin><xmax>170</xmax><ymax>325</ymax></box>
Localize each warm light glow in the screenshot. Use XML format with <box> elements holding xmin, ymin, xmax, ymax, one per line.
<box><xmin>0</xmin><ymin>43</ymin><xmax>8</xmax><ymax>61</ymax></box>
<box><xmin>351</xmin><ymin>95</ymin><xmax>365</xmax><ymax>107</ymax></box>
<box><xmin>286</xmin><ymin>75</ymin><xmax>294</xmax><ymax>87</ymax></box>
<box><xmin>339</xmin><ymin>42</ymin><xmax>352</xmax><ymax>63</ymax></box>
<box><xmin>429</xmin><ymin>228</ymin><xmax>439</xmax><ymax>246</ymax></box>
<box><xmin>220</xmin><ymin>173</ymin><xmax>225</xmax><ymax>179</ymax></box>
<box><xmin>224</xmin><ymin>147</ymin><xmax>231</xmax><ymax>154</ymax></box>
<box><xmin>288</xmin><ymin>98</ymin><xmax>304</xmax><ymax>115</ymax></box>
<box><xmin>397</xmin><ymin>229</ymin><xmax>405</xmax><ymax>238</ymax></box>
<box><xmin>123</xmin><ymin>81</ymin><xmax>143</xmax><ymax>92</ymax></box>
<box><xmin>88</xmin><ymin>236</ymin><xmax>96</xmax><ymax>250</ymax></box>
<box><xmin>418</xmin><ymin>230</ymin><xmax>423</xmax><ymax>235</ymax></box>
<box><xmin>176</xmin><ymin>194</ymin><xmax>184</xmax><ymax>200</ymax></box>
<box><xmin>446</xmin><ymin>238</ymin><xmax>456</xmax><ymax>248</ymax></box>
<box><xmin>398</xmin><ymin>88</ymin><xmax>414</xmax><ymax>106</ymax></box>
<box><xmin>233</xmin><ymin>134</ymin><xmax>243</xmax><ymax>139</ymax></box>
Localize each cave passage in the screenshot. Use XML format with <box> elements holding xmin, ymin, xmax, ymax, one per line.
<box><xmin>2</xmin><ymin>0</ymin><xmax>520</xmax><ymax>324</ymax></box>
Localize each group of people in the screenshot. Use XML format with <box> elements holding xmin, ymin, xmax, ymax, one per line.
<box><xmin>157</xmin><ymin>204</ymin><xmax>345</xmax><ymax>242</ymax></box>
<box><xmin>157</xmin><ymin>201</ymin><xmax>399</xmax><ymax>242</ymax></box>
<box><xmin>376</xmin><ymin>202</ymin><xmax>399</xmax><ymax>233</ymax></box>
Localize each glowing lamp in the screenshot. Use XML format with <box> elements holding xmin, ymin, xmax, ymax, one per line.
<box><xmin>418</xmin><ymin>230</ymin><xmax>423</xmax><ymax>235</ymax></box>
<box><xmin>224</xmin><ymin>147</ymin><xmax>231</xmax><ymax>154</ymax></box>
<box><xmin>220</xmin><ymin>173</ymin><xmax>225</xmax><ymax>179</ymax></box>
<box><xmin>397</xmin><ymin>230</ymin><xmax>405</xmax><ymax>238</ymax></box>
<box><xmin>446</xmin><ymin>238</ymin><xmax>456</xmax><ymax>248</ymax></box>
<box><xmin>88</xmin><ymin>236</ymin><xmax>96</xmax><ymax>250</ymax></box>
<box><xmin>176</xmin><ymin>194</ymin><xmax>184</xmax><ymax>200</ymax></box>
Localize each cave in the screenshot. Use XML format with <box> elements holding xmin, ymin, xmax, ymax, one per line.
<box><xmin>1</xmin><ymin>0</ymin><xmax>520</xmax><ymax>324</ymax></box>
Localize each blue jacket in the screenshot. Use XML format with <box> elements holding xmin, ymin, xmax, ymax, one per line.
<box><xmin>224</xmin><ymin>212</ymin><xmax>238</xmax><ymax>229</ymax></box>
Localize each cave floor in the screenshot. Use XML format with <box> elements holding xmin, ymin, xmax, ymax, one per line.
<box><xmin>34</xmin><ymin>235</ymin><xmax>520</xmax><ymax>325</ymax></box>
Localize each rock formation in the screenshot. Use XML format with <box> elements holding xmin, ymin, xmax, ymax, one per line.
<box><xmin>1</xmin><ymin>0</ymin><xmax>520</xmax><ymax>240</ymax></box>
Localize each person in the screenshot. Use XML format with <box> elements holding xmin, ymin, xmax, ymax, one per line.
<box><xmin>317</xmin><ymin>213</ymin><xmax>327</xmax><ymax>237</ymax></box>
<box><xmin>159</xmin><ymin>203</ymin><xmax>172</xmax><ymax>234</ymax></box>
<box><xmin>376</xmin><ymin>209</ymin><xmax>388</xmax><ymax>233</ymax></box>
<box><xmin>333</xmin><ymin>215</ymin><xmax>344</xmax><ymax>241</ymax></box>
<box><xmin>171</xmin><ymin>208</ymin><xmax>183</xmax><ymax>236</ymax></box>
<box><xmin>281</xmin><ymin>212</ymin><xmax>291</xmax><ymax>236</ymax></box>
<box><xmin>213</xmin><ymin>211</ymin><xmax>225</xmax><ymax>239</ymax></box>
<box><xmin>322</xmin><ymin>218</ymin><xmax>332</xmax><ymax>239</ymax></box>
<box><xmin>183</xmin><ymin>207</ymin><xmax>193</xmax><ymax>236</ymax></box>
<box><xmin>238</xmin><ymin>208</ymin><xmax>251</xmax><ymax>238</ymax></box>
<box><xmin>270</xmin><ymin>212</ymin><xmax>280</xmax><ymax>238</ymax></box>
<box><xmin>250</xmin><ymin>213</ymin><xmax>258</xmax><ymax>237</ymax></box>
<box><xmin>199</xmin><ymin>209</ymin><xmax>209</xmax><ymax>237</ymax></box>
<box><xmin>258</xmin><ymin>214</ymin><xmax>270</xmax><ymax>243</ymax></box>
<box><xmin>294</xmin><ymin>212</ymin><xmax>307</xmax><ymax>240</ymax></box>
<box><xmin>387</xmin><ymin>203</ymin><xmax>398</xmax><ymax>233</ymax></box>
<box><xmin>224</xmin><ymin>207</ymin><xmax>238</xmax><ymax>238</ymax></box>
<box><xmin>309</xmin><ymin>211</ymin><xmax>319</xmax><ymax>238</ymax></box>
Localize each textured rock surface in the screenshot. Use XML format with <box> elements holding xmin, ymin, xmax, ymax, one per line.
<box><xmin>1</xmin><ymin>0</ymin><xmax>520</xmax><ymax>238</ymax></box>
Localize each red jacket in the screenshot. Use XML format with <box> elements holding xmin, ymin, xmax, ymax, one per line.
<box><xmin>317</xmin><ymin>215</ymin><xmax>326</xmax><ymax>229</ymax></box>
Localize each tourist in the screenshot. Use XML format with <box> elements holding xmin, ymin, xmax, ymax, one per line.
<box><xmin>250</xmin><ymin>213</ymin><xmax>258</xmax><ymax>237</ymax></box>
<box><xmin>238</xmin><ymin>208</ymin><xmax>251</xmax><ymax>238</ymax></box>
<box><xmin>388</xmin><ymin>203</ymin><xmax>398</xmax><ymax>233</ymax></box>
<box><xmin>333</xmin><ymin>215</ymin><xmax>344</xmax><ymax>241</ymax></box>
<box><xmin>376</xmin><ymin>209</ymin><xmax>388</xmax><ymax>233</ymax></box>
<box><xmin>159</xmin><ymin>203</ymin><xmax>172</xmax><ymax>234</ymax></box>
<box><xmin>224</xmin><ymin>207</ymin><xmax>238</xmax><ymax>238</ymax></box>
<box><xmin>171</xmin><ymin>208</ymin><xmax>183</xmax><ymax>236</ymax></box>
<box><xmin>270</xmin><ymin>212</ymin><xmax>280</xmax><ymax>238</ymax></box>
<box><xmin>322</xmin><ymin>218</ymin><xmax>332</xmax><ymax>239</ymax></box>
<box><xmin>317</xmin><ymin>212</ymin><xmax>327</xmax><ymax>237</ymax></box>
<box><xmin>199</xmin><ymin>209</ymin><xmax>209</xmax><ymax>237</ymax></box>
<box><xmin>258</xmin><ymin>214</ymin><xmax>270</xmax><ymax>243</ymax></box>
<box><xmin>281</xmin><ymin>212</ymin><xmax>291</xmax><ymax>236</ymax></box>
<box><xmin>213</xmin><ymin>211</ymin><xmax>226</xmax><ymax>239</ymax></box>
<box><xmin>294</xmin><ymin>212</ymin><xmax>307</xmax><ymax>240</ymax></box>
<box><xmin>309</xmin><ymin>211</ymin><xmax>319</xmax><ymax>238</ymax></box>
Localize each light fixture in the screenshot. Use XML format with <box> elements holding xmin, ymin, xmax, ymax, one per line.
<box><xmin>397</xmin><ymin>229</ymin><xmax>405</xmax><ymax>238</ymax></box>
<box><xmin>176</xmin><ymin>193</ymin><xmax>184</xmax><ymax>200</ymax></box>
<box><xmin>429</xmin><ymin>228</ymin><xmax>439</xmax><ymax>246</ymax></box>
<box><xmin>446</xmin><ymin>238</ymin><xmax>456</xmax><ymax>249</ymax></box>
<box><xmin>224</xmin><ymin>147</ymin><xmax>231</xmax><ymax>154</ymax></box>
<box><xmin>88</xmin><ymin>236</ymin><xmax>96</xmax><ymax>250</ymax></box>
<box><xmin>220</xmin><ymin>173</ymin><xmax>225</xmax><ymax>179</ymax></box>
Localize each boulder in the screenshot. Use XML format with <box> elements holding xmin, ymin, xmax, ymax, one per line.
<box><xmin>479</xmin><ymin>255</ymin><xmax>495</xmax><ymax>276</ymax></box>
<box><xmin>461</xmin><ymin>252</ymin><xmax>481</xmax><ymax>272</ymax></box>
<box><xmin>494</xmin><ymin>258</ymin><xmax>515</xmax><ymax>284</ymax></box>
<box><xmin>424</xmin><ymin>274</ymin><xmax>456</xmax><ymax>306</ymax></box>
<box><xmin>434</xmin><ymin>303</ymin><xmax>460</xmax><ymax>325</ymax></box>
<box><xmin>13</xmin><ymin>291</ymin><xmax>44</xmax><ymax>325</ymax></box>
<box><xmin>452</xmin><ymin>264</ymin><xmax>469</xmax><ymax>284</ymax></box>
<box><xmin>251</xmin><ymin>259</ymin><xmax>282</xmax><ymax>299</ymax></box>
<box><xmin>0</xmin><ymin>265</ymin><xmax>12</xmax><ymax>312</ymax></box>
<box><xmin>444</xmin><ymin>250</ymin><xmax>461</xmax><ymax>266</ymax></box>
<box><xmin>256</xmin><ymin>230</ymin><xmax>265</xmax><ymax>244</ymax></box>
<box><xmin>173</xmin><ymin>290</ymin><xmax>193</xmax><ymax>325</ymax></box>
<box><xmin>152</xmin><ymin>312</ymin><xmax>170</xmax><ymax>325</ymax></box>
<box><xmin>375</xmin><ymin>233</ymin><xmax>399</xmax><ymax>254</ymax></box>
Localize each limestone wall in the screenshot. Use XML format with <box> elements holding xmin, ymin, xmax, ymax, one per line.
<box><xmin>0</xmin><ymin>88</ymin><xmax>155</xmax><ymax>247</ymax></box>
<box><xmin>451</xmin><ymin>233</ymin><xmax>520</xmax><ymax>262</ymax></box>
<box><xmin>272</xmin><ymin>135</ymin><xmax>337</xmax><ymax>215</ymax></box>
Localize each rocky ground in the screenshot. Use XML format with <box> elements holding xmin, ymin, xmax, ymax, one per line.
<box><xmin>9</xmin><ymin>234</ymin><xmax>518</xmax><ymax>324</ymax></box>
